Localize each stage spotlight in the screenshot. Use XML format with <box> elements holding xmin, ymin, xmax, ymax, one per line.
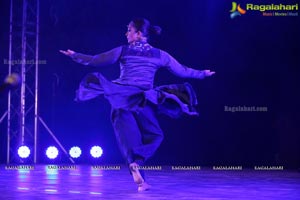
<box><xmin>18</xmin><ymin>146</ymin><xmax>30</xmax><ymax>158</ymax></box>
<box><xmin>90</xmin><ymin>146</ymin><xmax>103</xmax><ymax>158</ymax></box>
<box><xmin>69</xmin><ymin>146</ymin><xmax>82</xmax><ymax>158</ymax></box>
<box><xmin>46</xmin><ymin>146</ymin><xmax>59</xmax><ymax>159</ymax></box>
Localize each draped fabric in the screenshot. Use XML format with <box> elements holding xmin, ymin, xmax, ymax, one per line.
<box><xmin>76</xmin><ymin>72</ymin><xmax>199</xmax><ymax>118</ymax></box>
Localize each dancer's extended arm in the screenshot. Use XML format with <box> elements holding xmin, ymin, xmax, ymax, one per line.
<box><xmin>60</xmin><ymin>46</ymin><xmax>122</xmax><ymax>67</ymax></box>
<box><xmin>160</xmin><ymin>50</ymin><xmax>215</xmax><ymax>79</ymax></box>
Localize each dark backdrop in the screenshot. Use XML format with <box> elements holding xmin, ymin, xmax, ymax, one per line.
<box><xmin>0</xmin><ymin>0</ymin><xmax>299</xmax><ymax>168</ymax></box>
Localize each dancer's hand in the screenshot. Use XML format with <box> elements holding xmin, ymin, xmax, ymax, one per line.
<box><xmin>59</xmin><ymin>49</ymin><xmax>75</xmax><ymax>56</ymax></box>
<box><xmin>202</xmin><ymin>70</ymin><xmax>215</xmax><ymax>77</ymax></box>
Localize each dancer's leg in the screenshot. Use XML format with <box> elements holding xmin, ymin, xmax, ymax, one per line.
<box><xmin>111</xmin><ymin>108</ymin><xmax>143</xmax><ymax>165</ymax></box>
<box><xmin>111</xmin><ymin>107</ymin><xmax>162</xmax><ymax>191</ymax></box>
<box><xmin>132</xmin><ymin>104</ymin><xmax>164</xmax><ymax>163</ymax></box>
<box><xmin>111</xmin><ymin>109</ymin><xmax>148</xmax><ymax>183</ymax></box>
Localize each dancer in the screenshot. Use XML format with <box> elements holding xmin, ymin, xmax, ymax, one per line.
<box><xmin>60</xmin><ymin>18</ymin><xmax>215</xmax><ymax>192</ymax></box>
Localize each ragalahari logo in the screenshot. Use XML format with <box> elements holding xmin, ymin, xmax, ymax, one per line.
<box><xmin>230</xmin><ymin>2</ymin><xmax>246</xmax><ymax>19</ymax></box>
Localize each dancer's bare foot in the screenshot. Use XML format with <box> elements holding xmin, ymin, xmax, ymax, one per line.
<box><xmin>129</xmin><ymin>162</ymin><xmax>144</xmax><ymax>184</ymax></box>
<box><xmin>129</xmin><ymin>162</ymin><xmax>152</xmax><ymax>191</ymax></box>
<box><xmin>138</xmin><ymin>181</ymin><xmax>151</xmax><ymax>192</ymax></box>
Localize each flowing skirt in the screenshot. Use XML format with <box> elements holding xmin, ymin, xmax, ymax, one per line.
<box><xmin>75</xmin><ymin>72</ymin><xmax>199</xmax><ymax>118</ymax></box>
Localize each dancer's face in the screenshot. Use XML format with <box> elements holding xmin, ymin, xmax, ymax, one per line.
<box><xmin>125</xmin><ymin>23</ymin><xmax>141</xmax><ymax>43</ymax></box>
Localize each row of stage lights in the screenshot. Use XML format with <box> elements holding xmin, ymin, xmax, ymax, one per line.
<box><xmin>17</xmin><ymin>146</ymin><xmax>103</xmax><ymax>159</ymax></box>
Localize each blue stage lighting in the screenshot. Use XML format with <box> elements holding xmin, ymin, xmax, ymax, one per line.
<box><xmin>46</xmin><ymin>146</ymin><xmax>59</xmax><ymax>159</ymax></box>
<box><xmin>18</xmin><ymin>146</ymin><xmax>30</xmax><ymax>158</ymax></box>
<box><xmin>69</xmin><ymin>146</ymin><xmax>82</xmax><ymax>158</ymax></box>
<box><xmin>90</xmin><ymin>146</ymin><xmax>103</xmax><ymax>158</ymax></box>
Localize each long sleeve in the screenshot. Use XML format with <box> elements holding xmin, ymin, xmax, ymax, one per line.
<box><xmin>70</xmin><ymin>46</ymin><xmax>123</xmax><ymax>67</ymax></box>
<box><xmin>160</xmin><ymin>50</ymin><xmax>205</xmax><ymax>79</ymax></box>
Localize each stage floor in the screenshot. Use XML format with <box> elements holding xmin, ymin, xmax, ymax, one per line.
<box><xmin>0</xmin><ymin>165</ymin><xmax>299</xmax><ymax>200</ymax></box>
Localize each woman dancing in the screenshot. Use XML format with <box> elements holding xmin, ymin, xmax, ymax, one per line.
<box><xmin>60</xmin><ymin>18</ymin><xmax>215</xmax><ymax>192</ymax></box>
